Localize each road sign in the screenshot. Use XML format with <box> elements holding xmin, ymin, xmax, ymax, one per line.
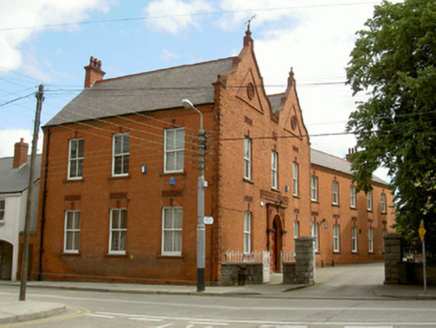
<box><xmin>419</xmin><ymin>221</ymin><xmax>426</xmax><ymax>242</ymax></box>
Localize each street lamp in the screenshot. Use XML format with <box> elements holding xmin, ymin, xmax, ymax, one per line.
<box><xmin>182</xmin><ymin>99</ymin><xmax>206</xmax><ymax>292</ymax></box>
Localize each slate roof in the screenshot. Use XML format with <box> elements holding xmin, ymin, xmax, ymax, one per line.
<box><xmin>46</xmin><ymin>57</ymin><xmax>236</xmax><ymax>127</ymax></box>
<box><xmin>0</xmin><ymin>155</ymin><xmax>41</xmax><ymax>194</ymax></box>
<box><xmin>268</xmin><ymin>93</ymin><xmax>283</xmax><ymax>113</ymax></box>
<box><xmin>311</xmin><ymin>149</ymin><xmax>388</xmax><ymax>185</ymax></box>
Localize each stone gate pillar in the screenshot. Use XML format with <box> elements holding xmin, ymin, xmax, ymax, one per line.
<box><xmin>384</xmin><ymin>233</ymin><xmax>403</xmax><ymax>284</ymax></box>
<box><xmin>284</xmin><ymin>237</ymin><xmax>315</xmax><ymax>284</ymax></box>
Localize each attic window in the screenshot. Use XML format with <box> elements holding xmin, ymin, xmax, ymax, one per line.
<box><xmin>291</xmin><ymin>115</ymin><xmax>298</xmax><ymax>130</ymax></box>
<box><xmin>246</xmin><ymin>83</ymin><xmax>255</xmax><ymax>100</ymax></box>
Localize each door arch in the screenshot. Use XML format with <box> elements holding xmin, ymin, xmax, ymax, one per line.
<box><xmin>271</xmin><ymin>215</ymin><xmax>283</xmax><ymax>273</ymax></box>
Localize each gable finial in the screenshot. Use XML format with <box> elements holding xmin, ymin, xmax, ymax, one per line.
<box><xmin>288</xmin><ymin>67</ymin><xmax>295</xmax><ymax>88</ymax></box>
<box><xmin>243</xmin><ymin>15</ymin><xmax>255</xmax><ymax>47</ymax></box>
<box><xmin>245</xmin><ymin>14</ymin><xmax>256</xmax><ymax>33</ymax></box>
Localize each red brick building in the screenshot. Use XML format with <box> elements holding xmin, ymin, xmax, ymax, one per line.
<box><xmin>32</xmin><ymin>29</ymin><xmax>395</xmax><ymax>285</ymax></box>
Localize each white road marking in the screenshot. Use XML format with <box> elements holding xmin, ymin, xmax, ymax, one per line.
<box><xmin>86</xmin><ymin>313</ymin><xmax>114</xmax><ymax>318</ymax></box>
<box><xmin>129</xmin><ymin>317</ymin><xmax>163</xmax><ymax>322</ymax></box>
<box><xmin>344</xmin><ymin>326</ymin><xmax>394</xmax><ymax>328</ymax></box>
<box><xmin>189</xmin><ymin>321</ymin><xmax>229</xmax><ymax>326</ymax></box>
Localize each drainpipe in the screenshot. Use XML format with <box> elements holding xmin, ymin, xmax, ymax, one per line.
<box><xmin>37</xmin><ymin>129</ymin><xmax>50</xmax><ymax>281</ymax></box>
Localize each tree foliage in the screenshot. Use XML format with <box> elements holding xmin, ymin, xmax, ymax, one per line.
<box><xmin>346</xmin><ymin>0</ymin><xmax>436</xmax><ymax>256</ymax></box>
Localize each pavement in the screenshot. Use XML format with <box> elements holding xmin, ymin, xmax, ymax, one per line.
<box><xmin>0</xmin><ymin>263</ymin><xmax>435</xmax><ymax>325</ymax></box>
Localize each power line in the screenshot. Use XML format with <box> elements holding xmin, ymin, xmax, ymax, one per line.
<box><xmin>0</xmin><ymin>2</ymin><xmax>380</xmax><ymax>32</ymax></box>
<box><xmin>0</xmin><ymin>92</ymin><xmax>35</xmax><ymax>108</ymax></box>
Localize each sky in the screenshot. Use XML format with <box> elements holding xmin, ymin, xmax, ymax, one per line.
<box><xmin>0</xmin><ymin>0</ymin><xmax>401</xmax><ymax>179</ymax></box>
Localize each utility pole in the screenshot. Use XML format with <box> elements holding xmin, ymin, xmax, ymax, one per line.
<box><xmin>19</xmin><ymin>85</ymin><xmax>44</xmax><ymax>301</ymax></box>
<box><xmin>182</xmin><ymin>99</ymin><xmax>207</xmax><ymax>292</ymax></box>
<box><xmin>197</xmin><ymin>126</ymin><xmax>207</xmax><ymax>292</ymax></box>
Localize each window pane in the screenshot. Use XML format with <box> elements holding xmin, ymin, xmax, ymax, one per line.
<box><xmin>165</xmin><ymin>130</ymin><xmax>175</xmax><ymax>150</ymax></box>
<box><xmin>78</xmin><ymin>139</ymin><xmax>84</xmax><ymax>157</ymax></box>
<box><xmin>166</xmin><ymin>152</ymin><xmax>175</xmax><ymax>171</ymax></box>
<box><xmin>119</xmin><ymin>231</ymin><xmax>127</xmax><ymax>251</ymax></box>
<box><xmin>66</xmin><ymin>212</ymin><xmax>74</xmax><ymax>229</ymax></box>
<box><xmin>114</xmin><ymin>156</ymin><xmax>122</xmax><ymax>174</ymax></box>
<box><xmin>112</xmin><ymin>210</ymin><xmax>120</xmax><ymax>228</ymax></box>
<box><xmin>123</xmin><ymin>155</ymin><xmax>129</xmax><ymax>174</ymax></box>
<box><xmin>73</xmin><ymin>231</ymin><xmax>80</xmax><ymax>249</ymax></box>
<box><xmin>173</xmin><ymin>231</ymin><xmax>182</xmax><ymax>252</ymax></box>
<box><xmin>70</xmin><ymin>140</ymin><xmax>77</xmax><ymax>158</ymax></box>
<box><xmin>120</xmin><ymin>210</ymin><xmax>127</xmax><ymax>228</ymax></box>
<box><xmin>123</xmin><ymin>135</ymin><xmax>130</xmax><ymax>153</ymax></box>
<box><xmin>111</xmin><ymin>232</ymin><xmax>120</xmax><ymax>251</ymax></box>
<box><xmin>73</xmin><ymin>213</ymin><xmax>80</xmax><ymax>229</ymax></box>
<box><xmin>174</xmin><ymin>208</ymin><xmax>183</xmax><ymax>228</ymax></box>
<box><xmin>77</xmin><ymin>160</ymin><xmax>83</xmax><ymax>177</ymax></box>
<box><xmin>163</xmin><ymin>231</ymin><xmax>173</xmax><ymax>252</ymax></box>
<box><xmin>175</xmin><ymin>130</ymin><xmax>184</xmax><ymax>149</ymax></box>
<box><xmin>66</xmin><ymin>232</ymin><xmax>73</xmax><ymax>249</ymax></box>
<box><xmin>176</xmin><ymin>152</ymin><xmax>184</xmax><ymax>171</ymax></box>
<box><xmin>114</xmin><ymin>136</ymin><xmax>122</xmax><ymax>154</ymax></box>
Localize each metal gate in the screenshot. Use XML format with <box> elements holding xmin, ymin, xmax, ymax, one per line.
<box><xmin>263</xmin><ymin>250</ymin><xmax>270</xmax><ymax>283</ymax></box>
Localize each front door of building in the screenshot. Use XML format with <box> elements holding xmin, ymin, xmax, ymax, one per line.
<box><xmin>271</xmin><ymin>216</ymin><xmax>283</xmax><ymax>273</ymax></box>
<box><xmin>0</xmin><ymin>241</ymin><xmax>13</xmax><ymax>280</ymax></box>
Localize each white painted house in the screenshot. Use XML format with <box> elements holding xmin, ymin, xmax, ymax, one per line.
<box><xmin>0</xmin><ymin>139</ymin><xmax>40</xmax><ymax>280</ymax></box>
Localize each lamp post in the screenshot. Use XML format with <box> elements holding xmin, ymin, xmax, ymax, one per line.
<box><xmin>182</xmin><ymin>99</ymin><xmax>206</xmax><ymax>292</ymax></box>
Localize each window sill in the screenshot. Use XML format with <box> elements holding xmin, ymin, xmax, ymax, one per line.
<box><xmin>271</xmin><ymin>187</ymin><xmax>280</xmax><ymax>193</ymax></box>
<box><xmin>243</xmin><ymin>178</ymin><xmax>254</xmax><ymax>184</ymax></box>
<box><xmin>311</xmin><ymin>199</ymin><xmax>319</xmax><ymax>203</ymax></box>
<box><xmin>157</xmin><ymin>254</ymin><xmax>183</xmax><ymax>259</ymax></box>
<box><xmin>160</xmin><ymin>171</ymin><xmax>186</xmax><ymax>177</ymax></box>
<box><xmin>104</xmin><ymin>252</ymin><xmax>128</xmax><ymax>257</ymax></box>
<box><xmin>332</xmin><ymin>203</ymin><xmax>340</xmax><ymax>207</ymax></box>
<box><xmin>350</xmin><ymin>207</ymin><xmax>357</xmax><ymax>210</ymax></box>
<box><xmin>64</xmin><ymin>178</ymin><xmax>84</xmax><ymax>183</ymax></box>
<box><xmin>62</xmin><ymin>252</ymin><xmax>80</xmax><ymax>256</ymax></box>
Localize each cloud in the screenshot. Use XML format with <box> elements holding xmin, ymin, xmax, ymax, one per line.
<box><xmin>143</xmin><ymin>0</ymin><xmax>214</xmax><ymax>34</ymax></box>
<box><xmin>162</xmin><ymin>49</ymin><xmax>179</xmax><ymax>61</ymax></box>
<box><xmin>0</xmin><ymin>0</ymin><xmax>113</xmax><ymax>74</ymax></box>
<box><xmin>0</xmin><ymin>129</ymin><xmax>43</xmax><ymax>158</ymax></box>
<box><xmin>215</xmin><ymin>0</ymin><xmax>300</xmax><ymax>31</ymax></box>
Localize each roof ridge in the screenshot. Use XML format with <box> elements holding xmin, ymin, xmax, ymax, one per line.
<box><xmin>94</xmin><ymin>56</ymin><xmax>238</xmax><ymax>85</ymax></box>
<box><xmin>311</xmin><ymin>148</ymin><xmax>348</xmax><ymax>162</ymax></box>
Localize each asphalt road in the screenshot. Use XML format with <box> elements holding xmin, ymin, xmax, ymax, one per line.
<box><xmin>0</xmin><ymin>263</ymin><xmax>435</xmax><ymax>328</ymax></box>
<box><xmin>0</xmin><ymin>285</ymin><xmax>435</xmax><ymax>327</ymax></box>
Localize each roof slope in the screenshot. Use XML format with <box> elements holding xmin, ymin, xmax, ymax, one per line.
<box><xmin>46</xmin><ymin>57</ymin><xmax>236</xmax><ymax>126</ymax></box>
<box><xmin>268</xmin><ymin>93</ymin><xmax>283</xmax><ymax>113</ymax></box>
<box><xmin>0</xmin><ymin>155</ymin><xmax>42</xmax><ymax>193</ymax></box>
<box><xmin>311</xmin><ymin>149</ymin><xmax>388</xmax><ymax>185</ymax></box>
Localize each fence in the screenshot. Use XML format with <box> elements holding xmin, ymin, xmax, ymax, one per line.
<box><xmin>223</xmin><ymin>250</ymin><xmax>262</xmax><ymax>263</ymax></box>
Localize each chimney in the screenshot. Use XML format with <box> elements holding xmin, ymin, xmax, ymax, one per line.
<box><xmin>346</xmin><ymin>147</ymin><xmax>358</xmax><ymax>163</ymax></box>
<box><xmin>13</xmin><ymin>138</ymin><xmax>29</xmax><ymax>169</ymax></box>
<box><xmin>84</xmin><ymin>56</ymin><xmax>105</xmax><ymax>88</ymax></box>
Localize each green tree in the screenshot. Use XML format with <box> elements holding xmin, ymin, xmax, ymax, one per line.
<box><xmin>346</xmin><ymin>0</ymin><xmax>436</xmax><ymax>257</ymax></box>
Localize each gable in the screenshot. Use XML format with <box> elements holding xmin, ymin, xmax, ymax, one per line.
<box><xmin>235</xmin><ymin>68</ymin><xmax>264</xmax><ymax>114</ymax></box>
